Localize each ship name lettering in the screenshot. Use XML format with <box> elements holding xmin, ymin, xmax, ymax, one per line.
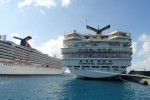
<box><xmin>79</xmin><ymin>62</ymin><xmax>95</xmax><ymax>65</ymax></box>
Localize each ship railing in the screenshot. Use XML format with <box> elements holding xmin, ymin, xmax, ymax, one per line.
<box><xmin>64</xmin><ymin>36</ymin><xmax>82</xmax><ymax>40</ymax></box>
<box><xmin>109</xmin><ymin>35</ymin><xmax>131</xmax><ymax>40</ymax></box>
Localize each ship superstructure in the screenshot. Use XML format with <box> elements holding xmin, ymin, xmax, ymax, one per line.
<box><xmin>61</xmin><ymin>25</ymin><xmax>132</xmax><ymax>78</ymax></box>
<box><xmin>0</xmin><ymin>35</ymin><xmax>64</xmax><ymax>74</ymax></box>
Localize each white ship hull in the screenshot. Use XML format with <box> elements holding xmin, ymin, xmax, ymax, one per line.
<box><xmin>63</xmin><ymin>58</ymin><xmax>130</xmax><ymax>78</ymax></box>
<box><xmin>68</xmin><ymin>67</ymin><xmax>125</xmax><ymax>79</ymax></box>
<box><xmin>0</xmin><ymin>64</ymin><xmax>65</xmax><ymax>75</ymax></box>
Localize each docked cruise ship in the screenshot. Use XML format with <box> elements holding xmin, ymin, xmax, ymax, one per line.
<box><xmin>0</xmin><ymin>35</ymin><xmax>64</xmax><ymax>74</ymax></box>
<box><xmin>61</xmin><ymin>25</ymin><xmax>132</xmax><ymax>78</ymax></box>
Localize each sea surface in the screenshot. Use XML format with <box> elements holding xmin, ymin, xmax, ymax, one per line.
<box><xmin>0</xmin><ymin>74</ymin><xmax>150</xmax><ymax>100</ymax></box>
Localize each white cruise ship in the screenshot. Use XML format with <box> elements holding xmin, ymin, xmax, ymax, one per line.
<box><xmin>61</xmin><ymin>25</ymin><xmax>132</xmax><ymax>78</ymax></box>
<box><xmin>0</xmin><ymin>35</ymin><xmax>64</xmax><ymax>75</ymax></box>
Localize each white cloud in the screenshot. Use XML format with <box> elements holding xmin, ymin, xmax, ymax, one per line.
<box><xmin>130</xmin><ymin>34</ymin><xmax>150</xmax><ymax>58</ymax></box>
<box><xmin>18</xmin><ymin>0</ymin><xmax>32</xmax><ymax>8</ymax></box>
<box><xmin>18</xmin><ymin>0</ymin><xmax>56</xmax><ymax>8</ymax></box>
<box><xmin>138</xmin><ymin>33</ymin><xmax>150</xmax><ymax>42</ymax></box>
<box><xmin>131</xmin><ymin>42</ymin><xmax>137</xmax><ymax>55</ymax></box>
<box><xmin>135</xmin><ymin>34</ymin><xmax>150</xmax><ymax>57</ymax></box>
<box><xmin>62</xmin><ymin>0</ymin><xmax>71</xmax><ymax>7</ymax></box>
<box><xmin>127</xmin><ymin>58</ymin><xmax>150</xmax><ymax>71</ymax></box>
<box><xmin>17</xmin><ymin>0</ymin><xmax>72</xmax><ymax>8</ymax></box>
<box><xmin>128</xmin><ymin>33</ymin><xmax>150</xmax><ymax>72</ymax></box>
<box><xmin>35</xmin><ymin>0</ymin><xmax>56</xmax><ymax>8</ymax></box>
<box><xmin>36</xmin><ymin>36</ymin><xmax>63</xmax><ymax>58</ymax></box>
<box><xmin>138</xmin><ymin>42</ymin><xmax>150</xmax><ymax>57</ymax></box>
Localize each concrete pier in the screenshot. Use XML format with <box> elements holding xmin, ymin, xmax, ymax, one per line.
<box><xmin>121</xmin><ymin>74</ymin><xmax>150</xmax><ymax>85</ymax></box>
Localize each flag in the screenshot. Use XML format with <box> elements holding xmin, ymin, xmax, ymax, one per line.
<box><xmin>84</xmin><ymin>18</ymin><xmax>88</xmax><ymax>21</ymax></box>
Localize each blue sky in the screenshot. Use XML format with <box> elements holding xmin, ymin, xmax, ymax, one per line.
<box><xmin>0</xmin><ymin>0</ymin><xmax>150</xmax><ymax>71</ymax></box>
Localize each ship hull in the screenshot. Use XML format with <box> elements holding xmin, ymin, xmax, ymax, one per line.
<box><xmin>68</xmin><ymin>68</ymin><xmax>125</xmax><ymax>79</ymax></box>
<box><xmin>0</xmin><ymin>64</ymin><xmax>65</xmax><ymax>75</ymax></box>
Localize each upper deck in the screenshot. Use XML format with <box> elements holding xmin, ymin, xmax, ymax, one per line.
<box><xmin>64</xmin><ymin>31</ymin><xmax>131</xmax><ymax>42</ymax></box>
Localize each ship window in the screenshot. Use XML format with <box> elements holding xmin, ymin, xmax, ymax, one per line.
<box><xmin>112</xmin><ymin>66</ymin><xmax>119</xmax><ymax>68</ymax></box>
<box><xmin>80</xmin><ymin>60</ymin><xmax>82</xmax><ymax>62</ymax></box>
<box><xmin>93</xmin><ymin>44</ymin><xmax>97</xmax><ymax>46</ymax></box>
<box><xmin>89</xmin><ymin>55</ymin><xmax>92</xmax><ymax>58</ymax></box>
<box><xmin>91</xmin><ymin>60</ymin><xmax>93</xmax><ymax>62</ymax></box>
<box><xmin>98</xmin><ymin>60</ymin><xmax>100</xmax><ymax>62</ymax></box>
<box><xmin>74</xmin><ymin>68</ymin><xmax>79</xmax><ymax>70</ymax></box>
<box><xmin>101</xmin><ymin>66</ymin><xmax>110</xmax><ymax>68</ymax></box>
<box><xmin>79</xmin><ymin>49</ymin><xmax>82</xmax><ymax>52</ymax></box>
<box><xmin>107</xmin><ymin>69</ymin><xmax>110</xmax><ymax>70</ymax></box>
<box><xmin>109</xmin><ymin>60</ymin><xmax>112</xmax><ymax>62</ymax></box>
<box><xmin>92</xmin><ymin>66</ymin><xmax>99</xmax><ymax>68</ymax></box>
<box><xmin>82</xmin><ymin>66</ymin><xmax>90</xmax><ymax>68</ymax></box>
<box><xmin>114</xmin><ymin>69</ymin><xmax>118</xmax><ymax>70</ymax></box>
<box><xmin>67</xmin><ymin>66</ymin><xmax>72</xmax><ymax>67</ymax></box>
<box><xmin>103</xmin><ymin>60</ymin><xmax>105</xmax><ymax>62</ymax></box>
<box><xmin>121</xmin><ymin>66</ymin><xmax>126</xmax><ymax>68</ymax></box>
<box><xmin>74</xmin><ymin>66</ymin><xmax>80</xmax><ymax>68</ymax></box>
<box><xmin>86</xmin><ymin>60</ymin><xmax>88</xmax><ymax>62</ymax></box>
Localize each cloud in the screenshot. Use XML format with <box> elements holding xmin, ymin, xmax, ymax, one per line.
<box><xmin>18</xmin><ymin>0</ymin><xmax>32</xmax><ymax>8</ymax></box>
<box><xmin>36</xmin><ymin>36</ymin><xmax>63</xmax><ymax>58</ymax></box>
<box><xmin>62</xmin><ymin>0</ymin><xmax>71</xmax><ymax>7</ymax></box>
<box><xmin>17</xmin><ymin>0</ymin><xmax>71</xmax><ymax>8</ymax></box>
<box><xmin>138</xmin><ymin>33</ymin><xmax>150</xmax><ymax>42</ymax></box>
<box><xmin>135</xmin><ymin>34</ymin><xmax>150</xmax><ymax>57</ymax></box>
<box><xmin>35</xmin><ymin>0</ymin><xmax>56</xmax><ymax>8</ymax></box>
<box><xmin>131</xmin><ymin>42</ymin><xmax>138</xmax><ymax>55</ymax></box>
<box><xmin>18</xmin><ymin>0</ymin><xmax>56</xmax><ymax>8</ymax></box>
<box><xmin>128</xmin><ymin>33</ymin><xmax>150</xmax><ymax>72</ymax></box>
<box><xmin>127</xmin><ymin>58</ymin><xmax>150</xmax><ymax>71</ymax></box>
<box><xmin>138</xmin><ymin>42</ymin><xmax>150</xmax><ymax>57</ymax></box>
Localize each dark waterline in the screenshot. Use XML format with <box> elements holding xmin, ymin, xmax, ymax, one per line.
<box><xmin>0</xmin><ymin>74</ymin><xmax>150</xmax><ymax>100</ymax></box>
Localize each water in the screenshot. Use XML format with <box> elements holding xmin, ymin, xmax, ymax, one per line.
<box><xmin>0</xmin><ymin>74</ymin><xmax>150</xmax><ymax>100</ymax></box>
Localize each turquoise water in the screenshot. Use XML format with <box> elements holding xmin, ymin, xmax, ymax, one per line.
<box><xmin>0</xmin><ymin>74</ymin><xmax>150</xmax><ymax>100</ymax></box>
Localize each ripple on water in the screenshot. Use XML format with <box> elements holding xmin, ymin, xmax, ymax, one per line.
<box><xmin>0</xmin><ymin>75</ymin><xmax>150</xmax><ymax>100</ymax></box>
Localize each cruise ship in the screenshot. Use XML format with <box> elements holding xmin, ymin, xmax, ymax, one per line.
<box><xmin>0</xmin><ymin>35</ymin><xmax>64</xmax><ymax>75</ymax></box>
<box><xmin>61</xmin><ymin>25</ymin><xmax>132</xmax><ymax>78</ymax></box>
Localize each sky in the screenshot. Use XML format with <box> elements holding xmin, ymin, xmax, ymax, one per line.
<box><xmin>0</xmin><ymin>0</ymin><xmax>150</xmax><ymax>71</ymax></box>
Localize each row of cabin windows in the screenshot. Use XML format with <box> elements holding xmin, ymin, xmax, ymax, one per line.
<box><xmin>68</xmin><ymin>66</ymin><xmax>126</xmax><ymax>68</ymax></box>
<box><xmin>74</xmin><ymin>68</ymin><xmax>120</xmax><ymax>71</ymax></box>
<box><xmin>3</xmin><ymin>63</ymin><xmax>31</xmax><ymax>66</ymax></box>
<box><xmin>80</xmin><ymin>60</ymin><xmax>112</xmax><ymax>63</ymax></box>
